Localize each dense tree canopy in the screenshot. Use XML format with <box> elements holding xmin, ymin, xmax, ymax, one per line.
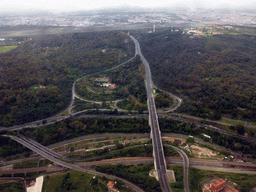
<box><xmin>0</xmin><ymin>31</ymin><xmax>134</xmax><ymax>126</ymax></box>
<box><xmin>135</xmin><ymin>30</ymin><xmax>256</xmax><ymax>120</ymax></box>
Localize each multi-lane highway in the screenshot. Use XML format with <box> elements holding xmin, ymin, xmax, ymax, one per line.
<box><xmin>129</xmin><ymin>35</ymin><xmax>172</xmax><ymax>192</ymax></box>
<box><xmin>4</xmin><ymin>135</ymin><xmax>144</xmax><ymax>192</ymax></box>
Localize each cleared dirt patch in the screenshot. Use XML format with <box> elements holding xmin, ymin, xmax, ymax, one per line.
<box><xmin>190</xmin><ymin>145</ymin><xmax>217</xmax><ymax>158</ymax></box>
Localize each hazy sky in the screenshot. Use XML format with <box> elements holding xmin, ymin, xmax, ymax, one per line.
<box><xmin>1</xmin><ymin>0</ymin><xmax>256</xmax><ymax>13</ymax></box>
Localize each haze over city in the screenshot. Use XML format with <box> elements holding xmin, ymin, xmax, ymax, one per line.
<box><xmin>1</xmin><ymin>0</ymin><xmax>256</xmax><ymax>14</ymax></box>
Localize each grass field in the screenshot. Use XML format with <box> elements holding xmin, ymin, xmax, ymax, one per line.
<box><xmin>220</xmin><ymin>118</ymin><xmax>245</xmax><ymax>126</ymax></box>
<box><xmin>0</xmin><ymin>45</ymin><xmax>17</xmax><ymax>53</ymax></box>
<box><xmin>250</xmin><ymin>122</ymin><xmax>256</xmax><ymax>127</ymax></box>
<box><xmin>43</xmin><ymin>170</ymin><xmax>134</xmax><ymax>192</ymax></box>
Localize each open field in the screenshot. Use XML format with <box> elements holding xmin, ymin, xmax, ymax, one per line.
<box><xmin>43</xmin><ymin>169</ymin><xmax>134</xmax><ymax>192</ymax></box>
<box><xmin>0</xmin><ymin>45</ymin><xmax>17</xmax><ymax>53</ymax></box>
<box><xmin>220</xmin><ymin>118</ymin><xmax>245</xmax><ymax>126</ymax></box>
<box><xmin>250</xmin><ymin>122</ymin><xmax>256</xmax><ymax>127</ymax></box>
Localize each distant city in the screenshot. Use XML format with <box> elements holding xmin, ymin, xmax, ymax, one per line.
<box><xmin>0</xmin><ymin>8</ymin><xmax>256</xmax><ymax>27</ymax></box>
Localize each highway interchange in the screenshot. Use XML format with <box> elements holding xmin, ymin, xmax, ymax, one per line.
<box><xmin>1</xmin><ymin>33</ymin><xmax>256</xmax><ymax>192</ymax></box>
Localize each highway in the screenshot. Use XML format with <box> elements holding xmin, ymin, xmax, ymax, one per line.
<box><xmin>167</xmin><ymin>145</ymin><xmax>190</xmax><ymax>192</ymax></box>
<box><xmin>129</xmin><ymin>35</ymin><xmax>172</xmax><ymax>192</ymax></box>
<box><xmin>2</xmin><ymin>156</ymin><xmax>256</xmax><ymax>177</ymax></box>
<box><xmin>4</xmin><ymin>135</ymin><xmax>144</xmax><ymax>192</ymax></box>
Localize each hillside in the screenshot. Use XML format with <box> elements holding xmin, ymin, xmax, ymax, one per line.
<box><xmin>0</xmin><ymin>31</ymin><xmax>134</xmax><ymax>126</ymax></box>
<box><xmin>134</xmin><ymin>29</ymin><xmax>256</xmax><ymax>120</ymax></box>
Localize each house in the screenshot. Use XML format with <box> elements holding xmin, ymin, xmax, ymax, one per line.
<box><xmin>107</xmin><ymin>181</ymin><xmax>115</xmax><ymax>188</ymax></box>
<box><xmin>107</xmin><ymin>181</ymin><xmax>119</xmax><ymax>192</ymax></box>
<box><xmin>108</xmin><ymin>84</ymin><xmax>116</xmax><ymax>90</ymax></box>
<box><xmin>102</xmin><ymin>83</ymin><xmax>111</xmax><ymax>87</ymax></box>
<box><xmin>210</xmin><ymin>178</ymin><xmax>226</xmax><ymax>192</ymax></box>
<box><xmin>202</xmin><ymin>178</ymin><xmax>238</xmax><ymax>192</ymax></box>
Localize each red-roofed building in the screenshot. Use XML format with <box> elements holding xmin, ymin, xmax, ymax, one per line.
<box><xmin>202</xmin><ymin>178</ymin><xmax>239</xmax><ymax>192</ymax></box>
<box><xmin>210</xmin><ymin>178</ymin><xmax>226</xmax><ymax>192</ymax></box>
<box><xmin>107</xmin><ymin>181</ymin><xmax>115</xmax><ymax>188</ymax></box>
<box><xmin>108</xmin><ymin>84</ymin><xmax>116</xmax><ymax>90</ymax></box>
<box><xmin>107</xmin><ymin>181</ymin><xmax>119</xmax><ymax>192</ymax></box>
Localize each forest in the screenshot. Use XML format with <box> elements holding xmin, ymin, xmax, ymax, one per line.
<box><xmin>134</xmin><ymin>29</ymin><xmax>256</xmax><ymax>121</ymax></box>
<box><xmin>15</xmin><ymin>117</ymin><xmax>256</xmax><ymax>157</ymax></box>
<box><xmin>0</xmin><ymin>31</ymin><xmax>134</xmax><ymax>126</ymax></box>
<box><xmin>19</xmin><ymin>117</ymin><xmax>150</xmax><ymax>145</ymax></box>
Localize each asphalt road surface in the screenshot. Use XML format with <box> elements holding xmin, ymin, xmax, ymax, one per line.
<box><xmin>129</xmin><ymin>35</ymin><xmax>172</xmax><ymax>192</ymax></box>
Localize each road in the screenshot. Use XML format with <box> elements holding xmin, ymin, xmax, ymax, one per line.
<box><xmin>169</xmin><ymin>115</ymin><xmax>256</xmax><ymax>142</ymax></box>
<box><xmin>0</xmin><ymin>56</ymin><xmax>136</xmax><ymax>131</ymax></box>
<box><xmin>129</xmin><ymin>35</ymin><xmax>171</xmax><ymax>192</ymax></box>
<box><xmin>2</xmin><ymin>157</ymin><xmax>256</xmax><ymax>176</ymax></box>
<box><xmin>167</xmin><ymin>145</ymin><xmax>190</xmax><ymax>192</ymax></box>
<box><xmin>4</xmin><ymin>135</ymin><xmax>144</xmax><ymax>192</ymax></box>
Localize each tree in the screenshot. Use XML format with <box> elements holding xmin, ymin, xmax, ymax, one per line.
<box><xmin>235</xmin><ymin>124</ymin><xmax>245</xmax><ymax>135</ymax></box>
<box><xmin>186</xmin><ymin>137</ymin><xmax>195</xmax><ymax>143</ymax></box>
<box><xmin>70</xmin><ymin>146</ymin><xmax>75</xmax><ymax>153</ymax></box>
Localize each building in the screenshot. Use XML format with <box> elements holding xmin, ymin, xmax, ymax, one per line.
<box><xmin>210</xmin><ymin>178</ymin><xmax>226</xmax><ymax>192</ymax></box>
<box><xmin>201</xmin><ymin>177</ymin><xmax>239</xmax><ymax>192</ymax></box>
<box><xmin>107</xmin><ymin>181</ymin><xmax>119</xmax><ymax>192</ymax></box>
<box><xmin>102</xmin><ymin>83</ymin><xmax>112</xmax><ymax>87</ymax></box>
<box><xmin>108</xmin><ymin>84</ymin><xmax>116</xmax><ymax>90</ymax></box>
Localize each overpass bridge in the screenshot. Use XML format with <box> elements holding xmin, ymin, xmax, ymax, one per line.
<box><xmin>129</xmin><ymin>35</ymin><xmax>171</xmax><ymax>192</ymax></box>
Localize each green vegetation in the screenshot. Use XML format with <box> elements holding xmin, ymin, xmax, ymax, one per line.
<box><xmin>159</xmin><ymin>119</ymin><xmax>256</xmax><ymax>157</ymax></box>
<box><xmin>92</xmin><ymin>146</ymin><xmax>153</xmax><ymax>161</ymax></box>
<box><xmin>16</xmin><ymin>117</ymin><xmax>256</xmax><ymax>157</ymax></box>
<box><xmin>189</xmin><ymin>167</ymin><xmax>256</xmax><ymax>192</ymax></box>
<box><xmin>94</xmin><ymin>164</ymin><xmax>161</xmax><ymax>192</ymax></box>
<box><xmin>0</xmin><ymin>45</ymin><xmax>17</xmax><ymax>53</ymax></box>
<box><xmin>251</xmin><ymin>122</ymin><xmax>256</xmax><ymax>127</ymax></box>
<box><xmin>0</xmin><ymin>31</ymin><xmax>134</xmax><ymax>126</ymax></box>
<box><xmin>76</xmin><ymin>55</ymin><xmax>147</xmax><ymax>111</ymax></box>
<box><xmin>155</xmin><ymin>90</ymin><xmax>173</xmax><ymax>109</ymax></box>
<box><xmin>43</xmin><ymin>170</ymin><xmax>133</xmax><ymax>192</ymax></box>
<box><xmin>168</xmin><ymin>165</ymin><xmax>184</xmax><ymax>192</ymax></box>
<box><xmin>0</xmin><ymin>136</ymin><xmax>29</xmax><ymax>158</ymax></box>
<box><xmin>13</xmin><ymin>159</ymin><xmax>51</xmax><ymax>169</ymax></box>
<box><xmin>163</xmin><ymin>146</ymin><xmax>179</xmax><ymax>157</ymax></box>
<box><xmin>13</xmin><ymin>160</ymin><xmax>38</xmax><ymax>169</ymax></box>
<box><xmin>73</xmin><ymin>98</ymin><xmax>104</xmax><ymax>112</ymax></box>
<box><xmin>186</xmin><ymin>137</ymin><xmax>195</xmax><ymax>144</ymax></box>
<box><xmin>134</xmin><ymin>29</ymin><xmax>256</xmax><ymax>121</ymax></box>
<box><xmin>20</xmin><ymin>117</ymin><xmax>150</xmax><ymax>145</ymax></box>
<box><xmin>0</xmin><ymin>181</ymin><xmax>23</xmax><ymax>192</ymax></box>
<box><xmin>220</xmin><ymin>118</ymin><xmax>245</xmax><ymax>126</ymax></box>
